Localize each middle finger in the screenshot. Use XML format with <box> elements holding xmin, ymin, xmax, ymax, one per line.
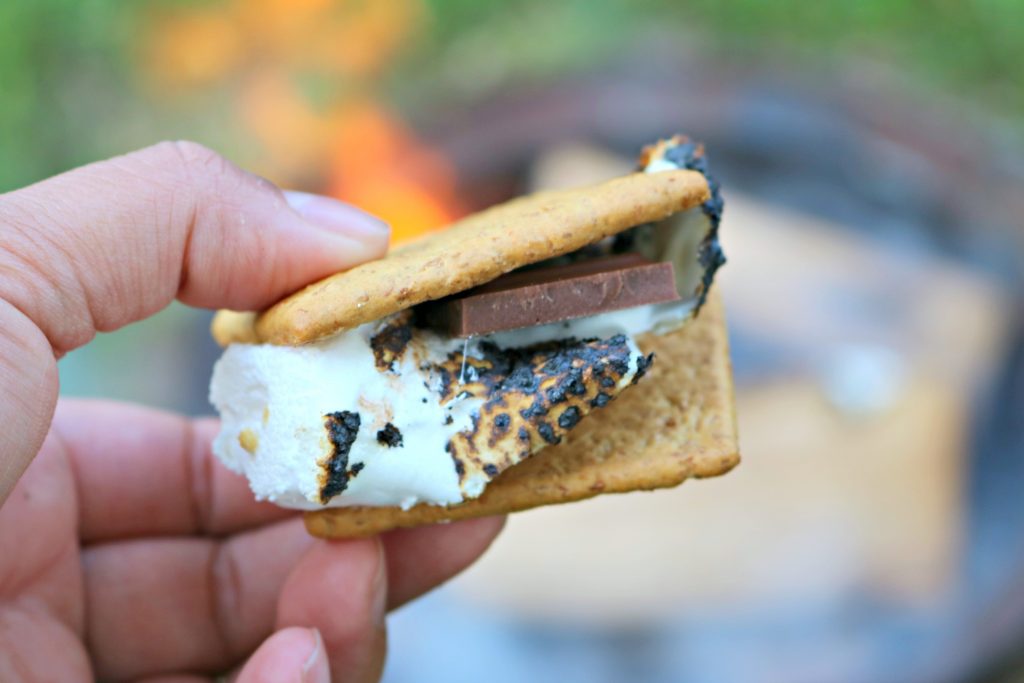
<box><xmin>83</xmin><ymin>517</ymin><xmax>313</xmax><ymax>680</ymax></box>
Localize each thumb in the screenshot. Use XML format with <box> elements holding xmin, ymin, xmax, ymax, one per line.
<box><xmin>0</xmin><ymin>140</ymin><xmax>389</xmax><ymax>351</ymax></box>
<box><xmin>235</xmin><ymin>627</ymin><xmax>330</xmax><ymax>683</ymax></box>
<box><xmin>0</xmin><ymin>140</ymin><xmax>389</xmax><ymax>503</ymax></box>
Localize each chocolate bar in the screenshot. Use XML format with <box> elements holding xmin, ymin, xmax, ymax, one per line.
<box><xmin>421</xmin><ymin>254</ymin><xmax>679</xmax><ymax>337</ymax></box>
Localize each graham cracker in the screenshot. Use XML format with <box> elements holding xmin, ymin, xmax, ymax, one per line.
<box><xmin>211</xmin><ymin>169</ymin><xmax>709</xmax><ymax>347</ymax></box>
<box><xmin>210</xmin><ymin>310</ymin><xmax>259</xmax><ymax>345</ymax></box>
<box><xmin>303</xmin><ymin>291</ymin><xmax>738</xmax><ymax>538</ymax></box>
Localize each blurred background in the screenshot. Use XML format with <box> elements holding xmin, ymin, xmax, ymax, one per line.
<box><xmin>4</xmin><ymin>1</ymin><xmax>1023</xmax><ymax>681</ymax></box>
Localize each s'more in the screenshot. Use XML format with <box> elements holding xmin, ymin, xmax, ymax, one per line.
<box><xmin>209</xmin><ymin>135</ymin><xmax>739</xmax><ymax>538</ymax></box>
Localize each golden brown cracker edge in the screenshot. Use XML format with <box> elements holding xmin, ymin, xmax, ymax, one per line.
<box><xmin>211</xmin><ymin>169</ymin><xmax>709</xmax><ymax>347</ymax></box>
<box><xmin>211</xmin><ymin>310</ymin><xmax>259</xmax><ymax>346</ymax></box>
<box><xmin>303</xmin><ymin>291</ymin><xmax>738</xmax><ymax>539</ymax></box>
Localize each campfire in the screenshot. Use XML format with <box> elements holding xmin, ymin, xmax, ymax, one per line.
<box><xmin>143</xmin><ymin>0</ymin><xmax>464</xmax><ymax>244</ymax></box>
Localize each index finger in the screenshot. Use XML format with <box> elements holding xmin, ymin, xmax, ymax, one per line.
<box><xmin>55</xmin><ymin>399</ymin><xmax>292</xmax><ymax>542</ymax></box>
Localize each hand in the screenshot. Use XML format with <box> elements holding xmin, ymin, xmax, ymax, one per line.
<box><xmin>0</xmin><ymin>142</ymin><xmax>504</xmax><ymax>681</ymax></box>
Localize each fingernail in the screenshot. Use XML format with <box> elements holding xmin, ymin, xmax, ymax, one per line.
<box><xmin>285</xmin><ymin>191</ymin><xmax>390</xmax><ymax>240</ymax></box>
<box><xmin>302</xmin><ymin>628</ymin><xmax>329</xmax><ymax>683</ymax></box>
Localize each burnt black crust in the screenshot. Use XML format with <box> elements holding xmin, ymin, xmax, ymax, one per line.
<box><xmin>462</xmin><ymin>337</ymin><xmax>634</xmax><ymax>433</ymax></box>
<box><xmin>557</xmin><ymin>405</ymin><xmax>581</xmax><ymax>430</ymax></box>
<box><xmin>320</xmin><ymin>411</ymin><xmax>362</xmax><ymax>503</ymax></box>
<box><xmin>537</xmin><ymin>422</ymin><xmax>561</xmax><ymax>445</ymax></box>
<box><xmin>632</xmin><ymin>352</ymin><xmax>655</xmax><ymax>384</ymax></box>
<box><xmin>376</xmin><ymin>422</ymin><xmax>404</xmax><ymax>448</ymax></box>
<box><xmin>436</xmin><ymin>334</ymin><xmax>639</xmax><ymax>482</ymax></box>
<box><xmin>370</xmin><ymin>314</ymin><xmax>413</xmax><ymax>372</ymax></box>
<box><xmin>661</xmin><ymin>137</ymin><xmax>726</xmax><ymax>311</ymax></box>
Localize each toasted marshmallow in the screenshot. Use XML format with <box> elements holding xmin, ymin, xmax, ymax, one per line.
<box><xmin>210</xmin><ymin>309</ymin><xmax>660</xmax><ymax>509</ymax></box>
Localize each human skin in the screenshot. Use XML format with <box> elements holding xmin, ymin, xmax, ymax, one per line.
<box><xmin>0</xmin><ymin>142</ymin><xmax>504</xmax><ymax>682</ymax></box>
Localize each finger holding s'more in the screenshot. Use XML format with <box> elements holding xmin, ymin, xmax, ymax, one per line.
<box><xmin>209</xmin><ymin>135</ymin><xmax>739</xmax><ymax>538</ymax></box>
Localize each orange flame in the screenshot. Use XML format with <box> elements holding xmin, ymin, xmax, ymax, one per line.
<box><xmin>142</xmin><ymin>0</ymin><xmax>462</xmax><ymax>242</ymax></box>
<box><xmin>325</xmin><ymin>102</ymin><xmax>464</xmax><ymax>244</ymax></box>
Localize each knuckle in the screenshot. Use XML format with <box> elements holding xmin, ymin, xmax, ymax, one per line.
<box><xmin>183</xmin><ymin>417</ymin><xmax>212</xmax><ymax>531</ymax></box>
<box><xmin>143</xmin><ymin>140</ymin><xmax>236</xmax><ymax>188</ymax></box>
<box><xmin>209</xmin><ymin>541</ymin><xmax>245</xmax><ymax>657</ymax></box>
<box><xmin>0</xmin><ymin>194</ymin><xmax>95</xmax><ymax>351</ymax></box>
<box><xmin>169</xmin><ymin>140</ymin><xmax>223</xmax><ymax>170</ymax></box>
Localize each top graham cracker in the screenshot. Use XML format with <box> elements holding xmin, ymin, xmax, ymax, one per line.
<box><xmin>211</xmin><ymin>169</ymin><xmax>709</xmax><ymax>346</ymax></box>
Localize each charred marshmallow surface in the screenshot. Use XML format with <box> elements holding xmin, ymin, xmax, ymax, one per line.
<box><xmin>209</xmin><ymin>137</ymin><xmax>723</xmax><ymax>509</ymax></box>
<box><xmin>210</xmin><ymin>311</ymin><xmax>647</xmax><ymax>509</ymax></box>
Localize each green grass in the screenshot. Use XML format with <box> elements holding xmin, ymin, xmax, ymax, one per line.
<box><xmin>1</xmin><ymin>0</ymin><xmax>1021</xmax><ymax>192</ymax></box>
<box><xmin>670</xmin><ymin>0</ymin><xmax>1024</xmax><ymax>116</ymax></box>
